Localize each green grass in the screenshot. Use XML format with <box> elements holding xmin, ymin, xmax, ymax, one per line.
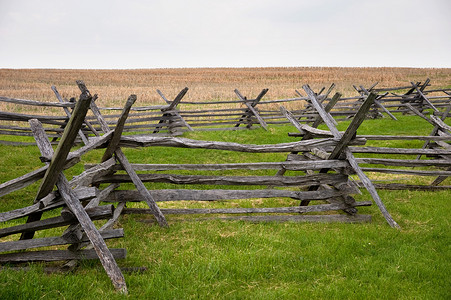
<box><xmin>0</xmin><ymin>114</ymin><xmax>450</xmax><ymax>299</ymax></box>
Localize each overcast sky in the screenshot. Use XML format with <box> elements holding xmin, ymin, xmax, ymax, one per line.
<box><xmin>0</xmin><ymin>0</ymin><xmax>450</xmax><ymax>69</ymax></box>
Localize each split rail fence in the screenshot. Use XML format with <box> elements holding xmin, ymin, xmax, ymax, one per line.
<box><xmin>2</xmin><ymin>79</ymin><xmax>450</xmax><ymax>146</ymax></box>
<box><xmin>0</xmin><ymin>79</ymin><xmax>450</xmax><ymax>294</ymax></box>
<box><xmin>0</xmin><ymin>80</ymin><xmax>412</xmax><ymax>293</ymax></box>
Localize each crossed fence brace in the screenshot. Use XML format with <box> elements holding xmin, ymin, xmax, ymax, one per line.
<box><xmin>406</xmin><ymin>102</ymin><xmax>451</xmax><ymax>185</ymax></box>
<box><xmin>0</xmin><ymin>82</ymin><xmax>170</xmax><ymax>293</ymax></box>
<box><xmin>281</xmin><ymin>85</ymin><xmax>400</xmax><ymax>229</ymax></box>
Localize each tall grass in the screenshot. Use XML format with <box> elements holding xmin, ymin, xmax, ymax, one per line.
<box><xmin>1</xmin><ymin>67</ymin><xmax>450</xmax><ymax>111</ymax></box>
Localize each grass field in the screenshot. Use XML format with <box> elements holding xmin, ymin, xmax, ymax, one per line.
<box><xmin>0</xmin><ymin>68</ymin><xmax>450</xmax><ymax>299</ymax></box>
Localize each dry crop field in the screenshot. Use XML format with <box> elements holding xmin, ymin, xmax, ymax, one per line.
<box><xmin>1</xmin><ymin>67</ymin><xmax>450</xmax><ymax>110</ymax></box>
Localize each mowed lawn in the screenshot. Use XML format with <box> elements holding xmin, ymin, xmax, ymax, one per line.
<box><xmin>0</xmin><ymin>114</ymin><xmax>450</xmax><ymax>299</ymax></box>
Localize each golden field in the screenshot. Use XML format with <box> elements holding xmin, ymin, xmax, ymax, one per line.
<box><xmin>1</xmin><ymin>67</ymin><xmax>450</xmax><ymax>110</ymax></box>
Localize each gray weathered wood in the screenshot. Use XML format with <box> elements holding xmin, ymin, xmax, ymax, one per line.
<box><xmin>141</xmin><ymin>214</ymin><xmax>372</xmax><ymax>224</ymax></box>
<box><xmin>124</xmin><ymin>201</ymin><xmax>372</xmax><ymax>215</ymax></box>
<box><xmin>372</xmin><ymin>183</ymin><xmax>451</xmax><ymax>190</ymax></box>
<box><xmin>347</xmin><ymin>146</ymin><xmax>451</xmax><ymax>155</ymax></box>
<box><xmin>0</xmin><ymin>96</ymin><xmax>75</xmax><ymax>108</ymax></box>
<box><xmin>355</xmin><ymin>158</ymin><xmax>451</xmax><ymax>167</ymax></box>
<box><xmin>105</xmin><ymin>186</ymin><xmax>359</xmax><ymax>202</ymax></box>
<box><xmin>0</xmin><ymin>229</ymin><xmax>124</xmax><ymax>252</ymax></box>
<box><xmin>0</xmin><ymin>249</ymin><xmax>126</xmax><ymax>263</ymax></box>
<box><xmin>0</xmin><ymin>187</ymin><xmax>96</xmax><ymax>222</ymax></box>
<box><xmin>328</xmin><ymin>93</ymin><xmax>376</xmax><ymax>159</ymax></box>
<box><xmin>70</xmin><ymin>158</ymin><xmax>116</xmax><ymax>188</ymax></box>
<box><xmin>90</xmin><ymin>160</ymin><xmax>350</xmax><ymax>172</ymax></box>
<box><xmin>234</xmin><ymin>89</ymin><xmax>268</xmax><ymax>128</ymax></box>
<box><xmin>346</xmin><ymin>150</ymin><xmax>400</xmax><ymax>229</ymax></box>
<box><xmin>360</xmin><ymin>167</ymin><xmax>451</xmax><ymax>176</ymax></box>
<box><xmin>0</xmin><ymin>205</ymin><xmax>113</xmax><ymax>238</ymax></box>
<box><xmin>93</xmin><ymin>173</ymin><xmax>348</xmax><ymax>187</ymax></box>
<box><xmin>117</xmin><ymin>135</ymin><xmax>366</xmax><ymax>152</ymax></box>
<box><xmin>0</xmin><ymin>166</ymin><xmax>48</xmax><ymax>198</ymax></box>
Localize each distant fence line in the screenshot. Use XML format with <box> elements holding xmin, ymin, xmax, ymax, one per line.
<box><xmin>0</xmin><ymin>79</ymin><xmax>450</xmax><ymax>145</ymax></box>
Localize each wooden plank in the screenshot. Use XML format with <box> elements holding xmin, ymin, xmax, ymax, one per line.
<box><xmin>355</xmin><ymin>158</ymin><xmax>451</xmax><ymax>167</ymax></box>
<box><xmin>0</xmin><ymin>229</ymin><xmax>124</xmax><ymax>252</ymax></box>
<box><xmin>347</xmin><ymin>146</ymin><xmax>451</xmax><ymax>156</ymax></box>
<box><xmin>154</xmin><ymin>88</ymin><xmax>190</xmax><ymax>134</ymax></box>
<box><xmin>346</xmin><ymin>149</ymin><xmax>400</xmax><ymax>229</ymax></box>
<box><xmin>164</xmin><ymin>87</ymin><xmax>189</xmax><ymax>111</ymax></box>
<box><xmin>145</xmin><ymin>214</ymin><xmax>372</xmax><ymax>224</ymax></box>
<box><xmin>58</xmin><ymin>172</ymin><xmax>127</xmax><ymax>294</ymax></box>
<box><xmin>0</xmin><ymin>205</ymin><xmax>113</xmax><ymax>238</ymax></box>
<box><xmin>124</xmin><ymin>201</ymin><xmax>372</xmax><ymax>215</ymax></box>
<box><xmin>416</xmin><ymin>103</ymin><xmax>451</xmax><ymax>160</ymax></box>
<box><xmin>106</xmin><ymin>186</ymin><xmax>359</xmax><ymax>202</ymax></box>
<box><xmin>360</xmin><ymin>167</ymin><xmax>451</xmax><ymax>176</ymax></box>
<box><xmin>430</xmin><ymin>115</ymin><xmax>451</xmax><ymax>133</ymax></box>
<box><xmin>91</xmin><ymin>160</ymin><xmax>350</xmax><ymax>172</ymax></box>
<box><xmin>357</xmin><ymin>135</ymin><xmax>451</xmax><ymax>141</ymax></box>
<box><xmin>300</xmin><ymin>93</ymin><xmax>374</xmax><ymax>207</ymax></box>
<box><xmin>0</xmin><ymin>96</ymin><xmax>75</xmax><ymax>108</ymax></box>
<box><xmin>117</xmin><ymin>135</ymin><xmax>366</xmax><ymax>153</ymax></box>
<box><xmin>0</xmin><ymin>111</ymin><xmax>68</xmax><ymax>125</ymax></box>
<box><xmin>0</xmin><ymin>166</ymin><xmax>47</xmax><ymax>198</ymax></box>
<box><xmin>0</xmin><ymin>249</ymin><xmax>126</xmax><ymax>263</ymax></box>
<box><xmin>71</xmin><ymin>157</ymin><xmax>116</xmax><ymax>188</ymax></box>
<box><xmin>93</xmin><ymin>173</ymin><xmax>349</xmax><ymax>187</ymax></box>
<box><xmin>372</xmin><ymin>183</ymin><xmax>451</xmax><ymax>190</ymax></box>
<box><xmin>0</xmin><ymin>187</ymin><xmax>96</xmax><ymax>222</ymax></box>
<box><xmin>359</xmin><ymin>86</ymin><xmax>397</xmax><ymax>120</ymax></box>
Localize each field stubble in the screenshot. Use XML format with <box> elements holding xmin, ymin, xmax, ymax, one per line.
<box><xmin>1</xmin><ymin>67</ymin><xmax>450</xmax><ymax>113</ymax></box>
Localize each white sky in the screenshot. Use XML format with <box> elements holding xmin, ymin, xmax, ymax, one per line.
<box><xmin>0</xmin><ymin>0</ymin><xmax>450</xmax><ymax>69</ymax></box>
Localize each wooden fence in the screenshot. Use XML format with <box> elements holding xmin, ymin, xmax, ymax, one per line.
<box><xmin>285</xmin><ymin>94</ymin><xmax>451</xmax><ymax>191</ymax></box>
<box><xmin>1</xmin><ymin>79</ymin><xmax>450</xmax><ymax>146</ymax></box>
<box><xmin>0</xmin><ymin>81</ymin><xmax>411</xmax><ymax>293</ymax></box>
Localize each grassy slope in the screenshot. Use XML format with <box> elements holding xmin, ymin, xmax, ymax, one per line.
<box><xmin>0</xmin><ymin>115</ymin><xmax>450</xmax><ymax>299</ymax></box>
